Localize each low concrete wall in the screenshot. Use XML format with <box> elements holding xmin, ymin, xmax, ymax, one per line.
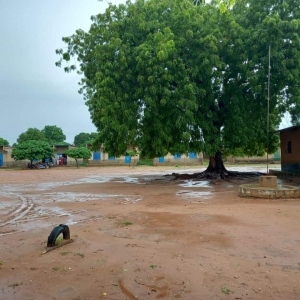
<box><xmin>281</xmin><ymin>163</ymin><xmax>300</xmax><ymax>173</ymax></box>
<box><xmin>270</xmin><ymin>169</ymin><xmax>300</xmax><ymax>182</ymax></box>
<box><xmin>239</xmin><ymin>184</ymin><xmax>300</xmax><ymax>199</ymax></box>
<box><xmin>2</xmin><ymin>161</ymin><xmax>28</xmax><ymax>168</ymax></box>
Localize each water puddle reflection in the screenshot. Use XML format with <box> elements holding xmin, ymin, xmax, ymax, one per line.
<box><xmin>177</xmin><ymin>190</ymin><xmax>212</xmax><ymax>200</ymax></box>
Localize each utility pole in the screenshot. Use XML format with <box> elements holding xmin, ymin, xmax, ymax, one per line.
<box><xmin>267</xmin><ymin>45</ymin><xmax>271</xmax><ymax>175</ymax></box>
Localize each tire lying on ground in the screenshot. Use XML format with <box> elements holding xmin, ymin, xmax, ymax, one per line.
<box><xmin>47</xmin><ymin>224</ymin><xmax>70</xmax><ymax>247</ymax></box>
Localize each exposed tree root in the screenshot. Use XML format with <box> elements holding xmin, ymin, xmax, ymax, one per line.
<box><xmin>171</xmin><ymin>170</ymin><xmax>265</xmax><ymax>180</ymax></box>
<box><xmin>169</xmin><ymin>151</ymin><xmax>265</xmax><ymax>180</ymax></box>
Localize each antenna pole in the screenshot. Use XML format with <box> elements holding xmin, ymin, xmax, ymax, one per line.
<box><xmin>267</xmin><ymin>45</ymin><xmax>271</xmax><ymax>175</ymax></box>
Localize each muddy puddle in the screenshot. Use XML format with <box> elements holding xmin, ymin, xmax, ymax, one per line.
<box><xmin>0</xmin><ymin>167</ymin><xmax>275</xmax><ymax>237</ymax></box>
<box><xmin>0</xmin><ymin>173</ymin><xmax>166</xmax><ymax>236</ymax></box>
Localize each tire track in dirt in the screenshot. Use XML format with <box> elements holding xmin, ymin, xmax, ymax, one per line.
<box><xmin>0</xmin><ymin>196</ymin><xmax>34</xmax><ymax>227</ymax></box>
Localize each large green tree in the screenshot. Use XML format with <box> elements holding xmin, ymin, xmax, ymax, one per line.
<box><xmin>11</xmin><ymin>140</ymin><xmax>54</xmax><ymax>167</ymax></box>
<box><xmin>64</xmin><ymin>147</ymin><xmax>92</xmax><ymax>168</ymax></box>
<box><xmin>42</xmin><ymin>125</ymin><xmax>66</xmax><ymax>145</ymax></box>
<box><xmin>74</xmin><ymin>132</ymin><xmax>98</xmax><ymax>147</ymax></box>
<box><xmin>17</xmin><ymin>128</ymin><xmax>46</xmax><ymax>144</ymax></box>
<box><xmin>56</xmin><ymin>0</ymin><xmax>300</xmax><ymax>175</ymax></box>
<box><xmin>0</xmin><ymin>138</ymin><xmax>9</xmax><ymax>146</ymax></box>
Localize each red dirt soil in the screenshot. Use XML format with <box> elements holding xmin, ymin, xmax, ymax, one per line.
<box><xmin>0</xmin><ymin>165</ymin><xmax>300</xmax><ymax>300</ymax></box>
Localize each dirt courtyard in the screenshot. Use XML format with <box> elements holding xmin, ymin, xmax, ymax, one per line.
<box><xmin>0</xmin><ymin>165</ymin><xmax>300</xmax><ymax>300</ymax></box>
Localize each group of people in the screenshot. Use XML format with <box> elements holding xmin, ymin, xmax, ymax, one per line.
<box><xmin>56</xmin><ymin>156</ymin><xmax>67</xmax><ymax>165</ymax></box>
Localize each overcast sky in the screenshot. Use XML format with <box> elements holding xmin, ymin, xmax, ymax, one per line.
<box><xmin>0</xmin><ymin>0</ymin><xmax>126</xmax><ymax>145</ymax></box>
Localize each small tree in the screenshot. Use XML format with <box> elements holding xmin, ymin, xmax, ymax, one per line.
<box><xmin>11</xmin><ymin>140</ymin><xmax>54</xmax><ymax>167</ymax></box>
<box><xmin>0</xmin><ymin>138</ymin><xmax>9</xmax><ymax>146</ymax></box>
<box><xmin>64</xmin><ymin>147</ymin><xmax>91</xmax><ymax>168</ymax></box>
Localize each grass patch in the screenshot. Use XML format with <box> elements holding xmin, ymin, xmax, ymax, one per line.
<box><xmin>52</xmin><ymin>267</ymin><xmax>59</xmax><ymax>271</ymax></box>
<box><xmin>9</xmin><ymin>282</ymin><xmax>22</xmax><ymax>288</ymax></box>
<box><xmin>119</xmin><ymin>220</ymin><xmax>133</xmax><ymax>226</ymax></box>
<box><xmin>60</xmin><ymin>251</ymin><xmax>71</xmax><ymax>256</ymax></box>
<box><xmin>150</xmin><ymin>265</ymin><xmax>157</xmax><ymax>269</ymax></box>
<box><xmin>221</xmin><ymin>286</ymin><xmax>232</xmax><ymax>294</ymax></box>
<box><xmin>55</xmin><ymin>236</ymin><xmax>63</xmax><ymax>246</ymax></box>
<box><xmin>76</xmin><ymin>253</ymin><xmax>84</xmax><ymax>258</ymax></box>
<box><xmin>80</xmin><ymin>162</ymin><xmax>88</xmax><ymax>167</ymax></box>
<box><xmin>137</xmin><ymin>159</ymin><xmax>154</xmax><ymax>166</ymax></box>
<box><xmin>0</xmin><ymin>260</ymin><xmax>3</xmax><ymax>266</ymax></box>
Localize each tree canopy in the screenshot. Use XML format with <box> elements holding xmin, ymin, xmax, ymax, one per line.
<box><xmin>11</xmin><ymin>140</ymin><xmax>54</xmax><ymax>163</ymax></box>
<box><xmin>74</xmin><ymin>132</ymin><xmax>98</xmax><ymax>147</ymax></box>
<box><xmin>42</xmin><ymin>125</ymin><xmax>66</xmax><ymax>145</ymax></box>
<box><xmin>17</xmin><ymin>128</ymin><xmax>46</xmax><ymax>144</ymax></box>
<box><xmin>64</xmin><ymin>147</ymin><xmax>92</xmax><ymax>167</ymax></box>
<box><xmin>56</xmin><ymin>0</ymin><xmax>300</xmax><ymax>159</ymax></box>
<box><xmin>0</xmin><ymin>138</ymin><xmax>9</xmax><ymax>146</ymax></box>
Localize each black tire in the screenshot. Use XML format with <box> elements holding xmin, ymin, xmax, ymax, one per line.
<box><xmin>47</xmin><ymin>224</ymin><xmax>70</xmax><ymax>247</ymax></box>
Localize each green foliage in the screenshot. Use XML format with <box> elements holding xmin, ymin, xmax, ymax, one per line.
<box><xmin>125</xmin><ymin>149</ymin><xmax>139</xmax><ymax>157</ymax></box>
<box><xmin>55</xmin><ymin>236</ymin><xmax>63</xmax><ymax>245</ymax></box>
<box><xmin>0</xmin><ymin>138</ymin><xmax>9</xmax><ymax>146</ymax></box>
<box><xmin>57</xmin><ymin>0</ymin><xmax>299</xmax><ymax>157</ymax></box>
<box><xmin>17</xmin><ymin>128</ymin><xmax>46</xmax><ymax>144</ymax></box>
<box><xmin>64</xmin><ymin>147</ymin><xmax>91</xmax><ymax>167</ymax></box>
<box><xmin>11</xmin><ymin>140</ymin><xmax>54</xmax><ymax>163</ymax></box>
<box><xmin>42</xmin><ymin>125</ymin><xmax>66</xmax><ymax>145</ymax></box>
<box><xmin>119</xmin><ymin>220</ymin><xmax>133</xmax><ymax>226</ymax></box>
<box><xmin>74</xmin><ymin>132</ymin><xmax>98</xmax><ymax>147</ymax></box>
<box><xmin>149</xmin><ymin>265</ymin><xmax>157</xmax><ymax>269</ymax></box>
<box><xmin>221</xmin><ymin>286</ymin><xmax>232</xmax><ymax>294</ymax></box>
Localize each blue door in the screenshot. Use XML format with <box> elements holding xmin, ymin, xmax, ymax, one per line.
<box><xmin>108</xmin><ymin>156</ymin><xmax>116</xmax><ymax>160</ymax></box>
<box><xmin>189</xmin><ymin>152</ymin><xmax>197</xmax><ymax>159</ymax></box>
<box><xmin>125</xmin><ymin>156</ymin><xmax>131</xmax><ymax>163</ymax></box>
<box><xmin>158</xmin><ymin>157</ymin><xmax>165</xmax><ymax>163</ymax></box>
<box><xmin>174</xmin><ymin>153</ymin><xmax>181</xmax><ymax>159</ymax></box>
<box><xmin>93</xmin><ymin>152</ymin><xmax>101</xmax><ymax>160</ymax></box>
<box><xmin>0</xmin><ymin>153</ymin><xmax>3</xmax><ymax>166</ymax></box>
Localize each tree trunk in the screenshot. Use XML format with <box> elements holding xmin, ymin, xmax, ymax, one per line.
<box><xmin>170</xmin><ymin>150</ymin><xmax>264</xmax><ymax>180</ymax></box>
<box><xmin>75</xmin><ymin>158</ymin><xmax>78</xmax><ymax>168</ymax></box>
<box><xmin>206</xmin><ymin>151</ymin><xmax>227</xmax><ymax>173</ymax></box>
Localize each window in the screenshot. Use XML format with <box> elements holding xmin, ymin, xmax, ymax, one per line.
<box><xmin>287</xmin><ymin>141</ymin><xmax>292</xmax><ymax>153</ymax></box>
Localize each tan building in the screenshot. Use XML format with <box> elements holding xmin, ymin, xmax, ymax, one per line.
<box><xmin>0</xmin><ymin>146</ymin><xmax>27</xmax><ymax>167</ymax></box>
<box><xmin>89</xmin><ymin>145</ymin><xmax>203</xmax><ymax>166</ymax></box>
<box><xmin>0</xmin><ymin>144</ymin><xmax>80</xmax><ymax>167</ymax></box>
<box><xmin>154</xmin><ymin>152</ymin><xmax>203</xmax><ymax>165</ymax></box>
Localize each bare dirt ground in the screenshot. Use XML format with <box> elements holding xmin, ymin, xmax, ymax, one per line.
<box><xmin>0</xmin><ymin>165</ymin><xmax>300</xmax><ymax>300</ymax></box>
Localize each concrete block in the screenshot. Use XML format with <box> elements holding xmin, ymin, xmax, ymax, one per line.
<box><xmin>259</xmin><ymin>176</ymin><xmax>277</xmax><ymax>188</ymax></box>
